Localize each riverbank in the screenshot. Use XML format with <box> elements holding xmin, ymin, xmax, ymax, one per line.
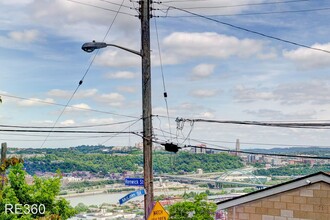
<box><xmin>61</xmin><ymin>185</ymin><xmax>193</xmax><ymax>198</ymax></box>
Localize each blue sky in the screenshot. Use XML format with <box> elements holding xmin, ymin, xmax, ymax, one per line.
<box><xmin>1</xmin><ymin>0</ymin><xmax>330</xmax><ymax>149</ymax></box>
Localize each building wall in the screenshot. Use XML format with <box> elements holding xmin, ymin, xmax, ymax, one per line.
<box><xmin>227</xmin><ymin>182</ymin><xmax>330</xmax><ymax>220</ymax></box>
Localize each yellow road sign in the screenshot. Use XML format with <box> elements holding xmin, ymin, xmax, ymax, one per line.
<box><xmin>147</xmin><ymin>201</ymin><xmax>169</xmax><ymax>220</ymax></box>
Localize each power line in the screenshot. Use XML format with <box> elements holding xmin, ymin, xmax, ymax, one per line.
<box><xmin>67</xmin><ymin>0</ymin><xmax>136</xmax><ymax>16</ymax></box>
<box><xmin>159</xmin><ymin>0</ymin><xmax>309</xmax><ymax>6</ymax></box>
<box><xmin>0</xmin><ymin>128</ymin><xmax>140</xmax><ymax>135</ymax></box>
<box><xmin>0</xmin><ymin>134</ymin><xmax>134</xmax><ymax>142</ymax></box>
<box><xmin>152</xmin><ymin>134</ymin><xmax>330</xmax><ymax>160</ymax></box>
<box><xmin>185</xmin><ymin>144</ymin><xmax>330</xmax><ymax>160</ymax></box>
<box><xmin>160</xmin><ymin>0</ymin><xmax>208</xmax><ymax>2</ymax></box>
<box><xmin>153</xmin><ymin>132</ymin><xmax>330</xmax><ymax>148</ymax></box>
<box><xmin>101</xmin><ymin>118</ymin><xmax>142</xmax><ymax>145</ymax></box>
<box><xmin>39</xmin><ymin>84</ymin><xmax>81</xmax><ymax>147</ymax></box>
<box><xmin>39</xmin><ymin>0</ymin><xmax>132</xmax><ymax>148</ymax></box>
<box><xmin>158</xmin><ymin>6</ymin><xmax>330</xmax><ymax>17</ymax></box>
<box><xmin>0</xmin><ymin>119</ymin><xmax>140</xmax><ymax>129</ymax></box>
<box><xmin>153</xmin><ymin>13</ymin><xmax>173</xmax><ymax>141</ymax></box>
<box><xmin>155</xmin><ymin>114</ymin><xmax>330</xmax><ymax>123</ymax></box>
<box><xmin>161</xmin><ymin>6</ymin><xmax>330</xmax><ymax>54</ymax></box>
<box><xmin>0</xmin><ymin>93</ymin><xmax>139</xmax><ymax>119</ymax></box>
<box><xmin>96</xmin><ymin>0</ymin><xmax>132</xmax><ymax>9</ymax></box>
<box><xmin>176</xmin><ymin>117</ymin><xmax>330</xmax><ymax>129</ymax></box>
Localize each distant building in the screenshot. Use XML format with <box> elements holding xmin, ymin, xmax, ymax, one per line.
<box><xmin>195</xmin><ymin>144</ymin><xmax>206</xmax><ymax>154</ymax></box>
<box><xmin>247</xmin><ymin>155</ymin><xmax>256</xmax><ymax>163</ymax></box>
<box><xmin>196</xmin><ymin>168</ymin><xmax>203</xmax><ymax>175</ymax></box>
<box><xmin>135</xmin><ymin>142</ymin><xmax>143</xmax><ymax>150</ymax></box>
<box><xmin>235</xmin><ymin>139</ymin><xmax>240</xmax><ymax>157</ymax></box>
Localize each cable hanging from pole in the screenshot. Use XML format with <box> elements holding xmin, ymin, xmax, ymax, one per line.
<box><xmin>175</xmin><ymin>117</ymin><xmax>330</xmax><ymax>129</ymax></box>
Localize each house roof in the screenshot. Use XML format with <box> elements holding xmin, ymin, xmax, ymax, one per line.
<box><xmin>217</xmin><ymin>171</ymin><xmax>330</xmax><ymax>210</ymax></box>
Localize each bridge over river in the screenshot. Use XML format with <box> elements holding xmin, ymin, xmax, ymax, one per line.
<box><xmin>158</xmin><ymin>174</ymin><xmax>268</xmax><ymax>189</ymax></box>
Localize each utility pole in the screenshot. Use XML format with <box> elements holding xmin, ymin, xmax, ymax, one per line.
<box><xmin>140</xmin><ymin>0</ymin><xmax>153</xmax><ymax>219</ymax></box>
<box><xmin>1</xmin><ymin>142</ymin><xmax>7</xmax><ymax>189</ymax></box>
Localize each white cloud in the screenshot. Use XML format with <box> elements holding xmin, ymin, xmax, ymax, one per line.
<box><xmin>47</xmin><ymin>89</ymin><xmax>70</xmax><ymax>98</ymax></box>
<box><xmin>117</xmin><ymin>86</ymin><xmax>137</xmax><ymax>93</ymax></box>
<box><xmin>162</xmin><ymin>32</ymin><xmax>265</xmax><ymax>64</ymax></box>
<box><xmin>17</xmin><ymin>98</ymin><xmax>55</xmax><ymax>107</ymax></box>
<box><xmin>60</xmin><ymin>119</ymin><xmax>75</xmax><ymax>126</ymax></box>
<box><xmin>152</xmin><ymin>107</ymin><xmax>176</xmax><ymax>116</ymax></box>
<box><xmin>191</xmin><ymin>64</ymin><xmax>215</xmax><ymax>80</ymax></box>
<box><xmin>164</xmin><ymin>0</ymin><xmax>263</xmax><ymax>16</ymax></box>
<box><xmin>233</xmin><ymin>85</ymin><xmax>275</xmax><ymax>103</ymax></box>
<box><xmin>95</xmin><ymin>50</ymin><xmax>140</xmax><ymax>67</ymax></box>
<box><xmin>32</xmin><ymin>120</ymin><xmax>54</xmax><ymax>125</ymax></box>
<box><xmin>198</xmin><ymin>111</ymin><xmax>215</xmax><ymax>119</ymax></box>
<box><xmin>8</xmin><ymin>29</ymin><xmax>39</xmax><ymax>43</ymax></box>
<box><xmin>65</xmin><ymin>103</ymin><xmax>91</xmax><ymax>112</ymax></box>
<box><xmin>27</xmin><ymin>0</ymin><xmax>139</xmax><ymax>41</ymax></box>
<box><xmin>274</xmin><ymin>81</ymin><xmax>330</xmax><ymax>105</ymax></box>
<box><xmin>1</xmin><ymin>0</ymin><xmax>33</xmax><ymax>6</ymax></box>
<box><xmin>105</xmin><ymin>71</ymin><xmax>136</xmax><ymax>79</ymax></box>
<box><xmin>47</xmin><ymin>89</ymin><xmax>98</xmax><ymax>99</ymax></box>
<box><xmin>283</xmin><ymin>42</ymin><xmax>330</xmax><ymax>70</ymax></box>
<box><xmin>191</xmin><ymin>89</ymin><xmax>218</xmax><ymax>98</ymax></box>
<box><xmin>71</xmin><ymin>103</ymin><xmax>91</xmax><ymax>109</ymax></box>
<box><xmin>95</xmin><ymin>93</ymin><xmax>125</xmax><ymax>107</ymax></box>
<box><xmin>86</xmin><ymin>118</ymin><xmax>114</xmax><ymax>124</ymax></box>
<box><xmin>244</xmin><ymin>109</ymin><xmax>316</xmax><ymax>120</ymax></box>
<box><xmin>234</xmin><ymin>81</ymin><xmax>330</xmax><ymax>105</ymax></box>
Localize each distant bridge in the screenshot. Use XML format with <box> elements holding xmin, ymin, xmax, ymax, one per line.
<box><xmin>159</xmin><ymin>174</ymin><xmax>267</xmax><ymax>189</ymax></box>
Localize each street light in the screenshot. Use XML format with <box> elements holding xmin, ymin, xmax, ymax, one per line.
<box><xmin>81</xmin><ymin>39</ymin><xmax>153</xmax><ymax>219</ymax></box>
<box><xmin>82</xmin><ymin>41</ymin><xmax>142</xmax><ymax>57</ymax></box>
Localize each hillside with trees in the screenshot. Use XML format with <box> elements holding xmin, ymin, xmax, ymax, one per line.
<box><xmin>12</xmin><ymin>146</ymin><xmax>244</xmax><ymax>175</ymax></box>
<box><xmin>253</xmin><ymin>164</ymin><xmax>330</xmax><ymax>176</ymax></box>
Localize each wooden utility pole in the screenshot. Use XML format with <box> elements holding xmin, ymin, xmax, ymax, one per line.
<box><xmin>1</xmin><ymin>142</ymin><xmax>7</xmax><ymax>189</ymax></box>
<box><xmin>140</xmin><ymin>0</ymin><xmax>153</xmax><ymax>218</ymax></box>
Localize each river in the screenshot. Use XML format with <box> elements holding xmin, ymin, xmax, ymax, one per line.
<box><xmin>65</xmin><ymin>189</ymin><xmax>212</xmax><ymax>207</ymax></box>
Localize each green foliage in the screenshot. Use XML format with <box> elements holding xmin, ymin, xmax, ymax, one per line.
<box><xmin>24</xmin><ymin>150</ymin><xmax>243</xmax><ymax>175</ymax></box>
<box><xmin>254</xmin><ymin>164</ymin><xmax>330</xmax><ymax>176</ymax></box>
<box><xmin>153</xmin><ymin>152</ymin><xmax>243</xmax><ymax>173</ymax></box>
<box><xmin>0</xmin><ymin>163</ymin><xmax>76</xmax><ymax>219</ymax></box>
<box><xmin>74</xmin><ymin>203</ymin><xmax>89</xmax><ymax>213</ymax></box>
<box><xmin>252</xmin><ymin>162</ymin><xmax>266</xmax><ymax>168</ymax></box>
<box><xmin>168</xmin><ymin>193</ymin><xmax>217</xmax><ymax>220</ymax></box>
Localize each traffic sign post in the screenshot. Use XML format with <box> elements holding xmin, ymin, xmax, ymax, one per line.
<box><xmin>147</xmin><ymin>201</ymin><xmax>169</xmax><ymax>220</ymax></box>
<box><xmin>124</xmin><ymin>178</ymin><xmax>144</xmax><ymax>186</ymax></box>
<box><xmin>119</xmin><ymin>189</ymin><xmax>146</xmax><ymax>205</ymax></box>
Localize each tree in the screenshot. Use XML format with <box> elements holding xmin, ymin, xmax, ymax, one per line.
<box><xmin>74</xmin><ymin>203</ymin><xmax>89</xmax><ymax>213</ymax></box>
<box><xmin>0</xmin><ymin>162</ymin><xmax>76</xmax><ymax>219</ymax></box>
<box><xmin>168</xmin><ymin>193</ymin><xmax>217</xmax><ymax>220</ymax></box>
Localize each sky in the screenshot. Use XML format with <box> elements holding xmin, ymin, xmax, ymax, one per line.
<box><xmin>1</xmin><ymin>0</ymin><xmax>330</xmax><ymax>149</ymax></box>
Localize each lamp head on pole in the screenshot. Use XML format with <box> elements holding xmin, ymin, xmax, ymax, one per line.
<box><xmin>81</xmin><ymin>41</ymin><xmax>107</xmax><ymax>53</ymax></box>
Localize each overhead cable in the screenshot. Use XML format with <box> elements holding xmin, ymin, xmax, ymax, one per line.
<box><xmin>153</xmin><ymin>14</ymin><xmax>173</xmax><ymax>140</ymax></box>
<box><xmin>152</xmin><ymin>130</ymin><xmax>330</xmax><ymax>148</ymax></box>
<box><xmin>185</xmin><ymin>144</ymin><xmax>330</xmax><ymax>160</ymax></box>
<box><xmin>161</xmin><ymin>6</ymin><xmax>330</xmax><ymax>54</ymax></box>
<box><xmin>0</xmin><ymin>128</ymin><xmax>140</xmax><ymax>135</ymax></box>
<box><xmin>158</xmin><ymin>6</ymin><xmax>330</xmax><ymax>17</ymax></box>
<box><xmin>40</xmin><ymin>0</ymin><xmax>128</xmax><ymax>148</ymax></box>
<box><xmin>67</xmin><ymin>0</ymin><xmax>136</xmax><ymax>16</ymax></box>
<box><xmin>176</xmin><ymin>117</ymin><xmax>330</xmax><ymax>129</ymax></box>
<box><xmin>0</xmin><ymin>119</ymin><xmax>140</xmax><ymax>129</ymax></box>
<box><xmin>159</xmin><ymin>0</ymin><xmax>309</xmax><ymax>6</ymax></box>
<box><xmin>0</xmin><ymin>93</ymin><xmax>139</xmax><ymax>119</ymax></box>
